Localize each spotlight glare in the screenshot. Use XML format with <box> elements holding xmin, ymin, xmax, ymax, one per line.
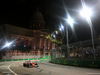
<box><xmin>1</xmin><ymin>41</ymin><xmax>14</xmax><ymax>49</ymax></box>
<box><xmin>59</xmin><ymin>24</ymin><xmax>64</xmax><ymax>31</ymax></box>
<box><xmin>80</xmin><ymin>7</ymin><xmax>92</xmax><ymax>19</ymax></box>
<box><xmin>4</xmin><ymin>42</ymin><xmax>12</xmax><ymax>48</ymax></box>
<box><xmin>67</xmin><ymin>16</ymin><xmax>74</xmax><ymax>26</ymax></box>
<box><xmin>53</xmin><ymin>34</ymin><xmax>56</xmax><ymax>38</ymax></box>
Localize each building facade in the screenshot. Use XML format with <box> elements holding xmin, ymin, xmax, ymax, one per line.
<box><xmin>2</xmin><ymin>9</ymin><xmax>54</xmax><ymax>59</ymax></box>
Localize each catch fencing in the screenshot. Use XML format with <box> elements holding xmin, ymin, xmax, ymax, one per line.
<box><xmin>51</xmin><ymin>38</ymin><xmax>100</xmax><ymax>60</ymax></box>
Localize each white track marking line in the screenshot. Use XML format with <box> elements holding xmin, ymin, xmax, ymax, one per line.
<box><xmin>8</xmin><ymin>64</ymin><xmax>17</xmax><ymax>75</ymax></box>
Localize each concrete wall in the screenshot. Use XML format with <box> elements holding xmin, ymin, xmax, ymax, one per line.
<box><xmin>2</xmin><ymin>55</ymin><xmax>42</xmax><ymax>60</ymax></box>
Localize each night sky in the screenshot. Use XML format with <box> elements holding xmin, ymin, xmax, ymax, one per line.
<box><xmin>0</xmin><ymin>0</ymin><xmax>100</xmax><ymax>42</ymax></box>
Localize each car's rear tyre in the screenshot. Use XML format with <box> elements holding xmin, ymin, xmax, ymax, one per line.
<box><xmin>23</xmin><ymin>63</ymin><xmax>26</xmax><ymax>67</ymax></box>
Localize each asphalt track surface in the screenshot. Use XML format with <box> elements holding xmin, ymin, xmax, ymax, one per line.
<box><xmin>0</xmin><ymin>61</ymin><xmax>100</xmax><ymax>75</ymax></box>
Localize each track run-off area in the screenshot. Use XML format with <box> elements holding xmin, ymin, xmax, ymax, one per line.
<box><xmin>0</xmin><ymin>61</ymin><xmax>100</xmax><ymax>75</ymax></box>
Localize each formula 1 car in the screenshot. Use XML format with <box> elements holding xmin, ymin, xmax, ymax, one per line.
<box><xmin>23</xmin><ymin>60</ymin><xmax>39</xmax><ymax>68</ymax></box>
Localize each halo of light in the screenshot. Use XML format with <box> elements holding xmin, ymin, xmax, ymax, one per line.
<box><xmin>2</xmin><ymin>42</ymin><xmax>12</xmax><ymax>48</ymax></box>
<box><xmin>1</xmin><ymin>40</ymin><xmax>16</xmax><ymax>50</ymax></box>
<box><xmin>80</xmin><ymin>7</ymin><xmax>92</xmax><ymax>19</ymax></box>
<box><xmin>59</xmin><ymin>24</ymin><xmax>64</xmax><ymax>31</ymax></box>
<box><xmin>67</xmin><ymin>16</ymin><xmax>74</xmax><ymax>27</ymax></box>
<box><xmin>53</xmin><ymin>34</ymin><xmax>56</xmax><ymax>38</ymax></box>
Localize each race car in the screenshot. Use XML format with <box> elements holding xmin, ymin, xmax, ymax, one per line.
<box><xmin>23</xmin><ymin>60</ymin><xmax>39</xmax><ymax>68</ymax></box>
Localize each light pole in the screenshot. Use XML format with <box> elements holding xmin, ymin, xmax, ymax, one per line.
<box><xmin>53</xmin><ymin>34</ymin><xmax>56</xmax><ymax>49</ymax></box>
<box><xmin>66</xmin><ymin>26</ymin><xmax>70</xmax><ymax>59</ymax></box>
<box><xmin>66</xmin><ymin>15</ymin><xmax>75</xmax><ymax>59</ymax></box>
<box><xmin>59</xmin><ymin>24</ymin><xmax>64</xmax><ymax>59</ymax></box>
<box><xmin>80</xmin><ymin>0</ymin><xmax>95</xmax><ymax>59</ymax></box>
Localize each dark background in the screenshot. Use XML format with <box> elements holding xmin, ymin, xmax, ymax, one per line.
<box><xmin>0</xmin><ymin>0</ymin><xmax>100</xmax><ymax>43</ymax></box>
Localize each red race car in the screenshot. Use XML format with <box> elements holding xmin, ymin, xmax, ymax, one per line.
<box><xmin>23</xmin><ymin>60</ymin><xmax>39</xmax><ymax>68</ymax></box>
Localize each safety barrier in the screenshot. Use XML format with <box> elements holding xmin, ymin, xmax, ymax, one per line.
<box><xmin>51</xmin><ymin>59</ymin><xmax>100</xmax><ymax>68</ymax></box>
<box><xmin>0</xmin><ymin>55</ymin><xmax>51</xmax><ymax>62</ymax></box>
<box><xmin>1</xmin><ymin>56</ymin><xmax>100</xmax><ymax>68</ymax></box>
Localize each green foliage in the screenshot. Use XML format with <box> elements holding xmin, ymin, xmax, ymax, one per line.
<box><xmin>46</xmin><ymin>33</ymin><xmax>62</xmax><ymax>45</ymax></box>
